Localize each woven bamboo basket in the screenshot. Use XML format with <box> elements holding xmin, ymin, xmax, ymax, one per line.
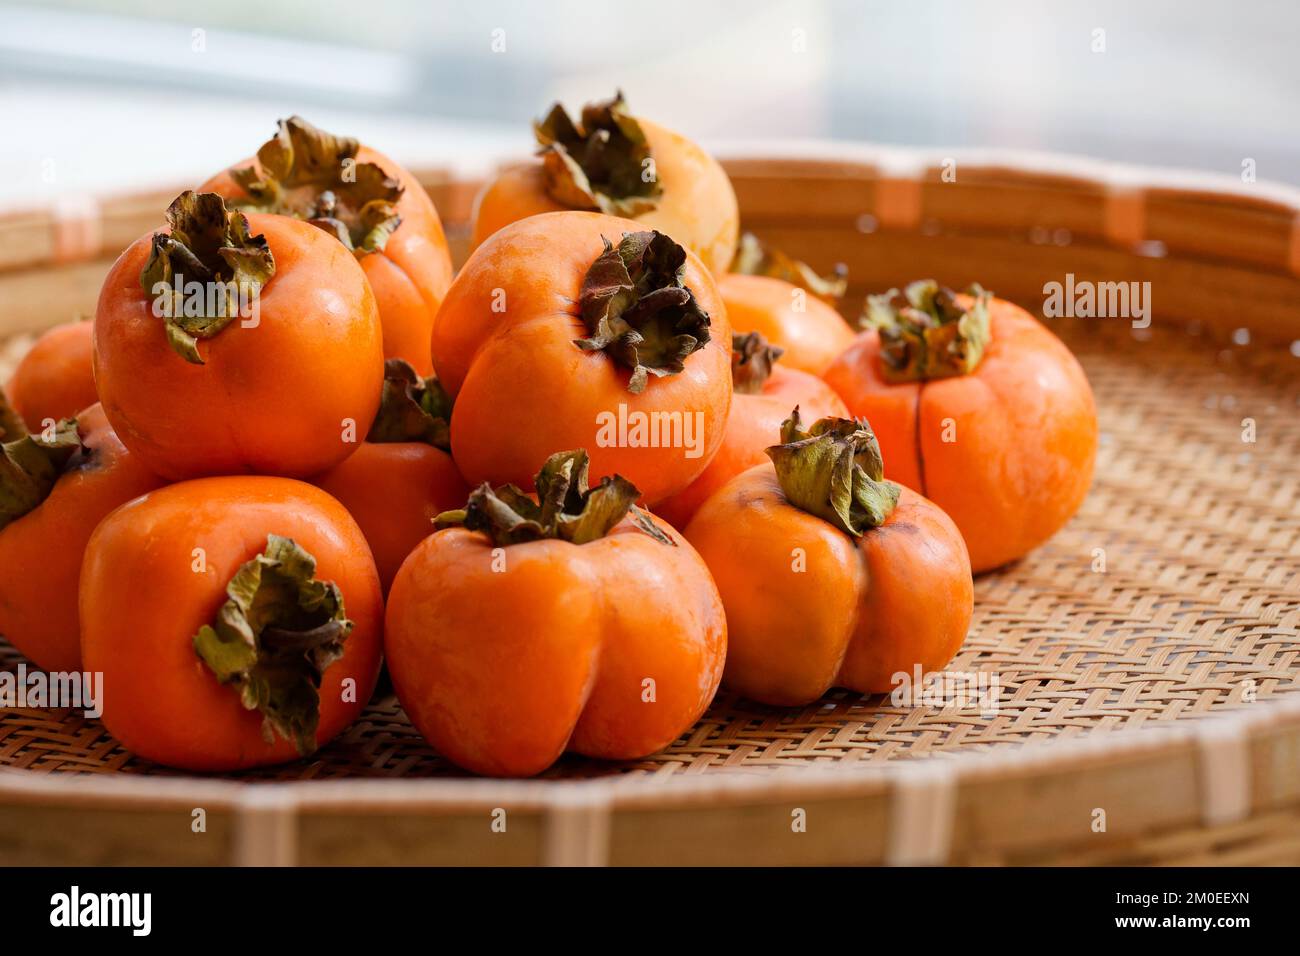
<box><xmin>1</xmin><ymin>146</ymin><xmax>1298</xmax><ymax>866</ymax></box>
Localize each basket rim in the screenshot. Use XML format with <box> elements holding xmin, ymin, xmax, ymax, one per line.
<box><xmin>709</xmin><ymin>139</ymin><xmax>1300</xmax><ymax>209</ymax></box>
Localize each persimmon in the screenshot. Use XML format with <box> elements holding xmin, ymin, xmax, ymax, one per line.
<box><xmin>385</xmin><ymin>449</ymin><xmax>726</xmax><ymax>777</ymax></box>
<box><xmin>721</xmin><ymin>232</ymin><xmax>854</xmax><ymax>376</ymax></box>
<box><xmin>201</xmin><ymin>115</ymin><xmax>453</xmax><ymax>375</ymax></box>
<box><xmin>471</xmin><ymin>92</ymin><xmax>739</xmax><ymax>273</ymax></box>
<box><xmin>0</xmin><ymin>397</ymin><xmax>165</xmax><ymax>672</ymax></box>
<box><xmin>432</xmin><ymin>213</ymin><xmax>732</xmax><ymax>506</ymax></box>
<box><xmin>822</xmin><ymin>282</ymin><xmax>1097</xmax><ymax>572</ymax></box>
<box><xmin>5</xmin><ymin>321</ymin><xmax>97</xmax><ymax>429</ymax></box>
<box><xmin>654</xmin><ymin>331</ymin><xmax>848</xmax><ymax>529</ymax></box>
<box><xmin>94</xmin><ymin>190</ymin><xmax>383</xmax><ymax>481</ymax></box>
<box><xmin>719</xmin><ymin>275</ymin><xmax>856</xmax><ymax>377</ymax></box>
<box><xmin>685</xmin><ymin>411</ymin><xmax>973</xmax><ymax>706</ymax></box>
<box><xmin>313</xmin><ymin>359</ymin><xmax>468</xmax><ymax>593</ymax></box>
<box><xmin>80</xmin><ymin>476</ymin><xmax>383</xmax><ymax>771</ymax></box>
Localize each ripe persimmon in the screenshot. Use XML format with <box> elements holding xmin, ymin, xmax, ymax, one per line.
<box><xmin>719</xmin><ymin>275</ymin><xmax>856</xmax><ymax>377</ymax></box>
<box><xmin>685</xmin><ymin>411</ymin><xmax>973</xmax><ymax>706</ymax></box>
<box><xmin>654</xmin><ymin>331</ymin><xmax>848</xmax><ymax>529</ymax></box>
<box><xmin>823</xmin><ymin>282</ymin><xmax>1097</xmax><ymax>572</ymax></box>
<box><xmin>5</xmin><ymin>321</ymin><xmax>97</xmax><ymax>429</ymax></box>
<box><xmin>313</xmin><ymin>359</ymin><xmax>468</xmax><ymax>593</ymax></box>
<box><xmin>80</xmin><ymin>476</ymin><xmax>383</xmax><ymax>771</ymax></box>
<box><xmin>471</xmin><ymin>92</ymin><xmax>739</xmax><ymax>273</ymax></box>
<box><xmin>0</xmin><ymin>398</ymin><xmax>165</xmax><ymax>672</ymax></box>
<box><xmin>432</xmin><ymin>213</ymin><xmax>732</xmax><ymax>506</ymax></box>
<box><xmin>201</xmin><ymin>115</ymin><xmax>454</xmax><ymax>375</ymax></box>
<box><xmin>386</xmin><ymin>449</ymin><xmax>726</xmax><ymax>777</ymax></box>
<box><xmin>722</xmin><ymin>232</ymin><xmax>854</xmax><ymax>376</ymax></box>
<box><xmin>94</xmin><ymin>190</ymin><xmax>383</xmax><ymax>481</ymax></box>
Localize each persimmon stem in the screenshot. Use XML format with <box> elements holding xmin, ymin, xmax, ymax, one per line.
<box><xmin>0</xmin><ymin>403</ymin><xmax>81</xmax><ymax>532</ymax></box>
<box><xmin>576</xmin><ymin>230</ymin><xmax>712</xmax><ymax>394</ymax></box>
<box><xmin>434</xmin><ymin>449</ymin><xmax>673</xmax><ymax>548</ymax></box>
<box><xmin>731</xmin><ymin>330</ymin><xmax>784</xmax><ymax>395</ymax></box>
<box><xmin>192</xmin><ymin>534</ymin><xmax>352</xmax><ymax>757</ymax></box>
<box><xmin>139</xmin><ymin>191</ymin><xmax>276</xmax><ymax>365</ymax></box>
<box><xmin>766</xmin><ymin>408</ymin><xmax>900</xmax><ymax>536</ymax></box>
<box><xmin>366</xmin><ymin>359</ymin><xmax>453</xmax><ymax>448</ymax></box>
<box><xmin>534</xmin><ymin>91</ymin><xmax>661</xmax><ymax>216</ymax></box>
<box><xmin>229</xmin><ymin>116</ymin><xmax>403</xmax><ymax>255</ymax></box>
<box><xmin>731</xmin><ymin>232</ymin><xmax>848</xmax><ymax>305</ymax></box>
<box><xmin>862</xmin><ymin>280</ymin><xmax>991</xmax><ymax>382</ymax></box>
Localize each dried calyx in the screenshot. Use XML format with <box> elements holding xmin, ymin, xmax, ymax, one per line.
<box><xmin>193</xmin><ymin>534</ymin><xmax>352</xmax><ymax>757</ymax></box>
<box><xmin>0</xmin><ymin>391</ymin><xmax>82</xmax><ymax>532</ymax></box>
<box><xmin>731</xmin><ymin>232</ymin><xmax>848</xmax><ymax>305</ymax></box>
<box><xmin>534</xmin><ymin>91</ymin><xmax>662</xmax><ymax>216</ymax></box>
<box><xmin>367</xmin><ymin>359</ymin><xmax>453</xmax><ymax>448</ymax></box>
<box><xmin>140</xmin><ymin>191</ymin><xmax>276</xmax><ymax>364</ymax></box>
<box><xmin>577</xmin><ymin>230</ymin><xmax>711</xmax><ymax>394</ymax></box>
<box><xmin>230</xmin><ymin>115</ymin><xmax>403</xmax><ymax>255</ymax></box>
<box><xmin>766</xmin><ymin>408</ymin><xmax>900</xmax><ymax>536</ymax></box>
<box><xmin>434</xmin><ymin>449</ymin><xmax>673</xmax><ymax>548</ymax></box>
<box><xmin>731</xmin><ymin>331</ymin><xmax>784</xmax><ymax>395</ymax></box>
<box><xmin>863</xmin><ymin>279</ymin><xmax>991</xmax><ymax>382</ymax></box>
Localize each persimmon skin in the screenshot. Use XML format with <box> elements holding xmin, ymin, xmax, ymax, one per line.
<box><xmin>94</xmin><ymin>213</ymin><xmax>384</xmax><ymax>481</ymax></box>
<box><xmin>471</xmin><ymin>118</ymin><xmax>739</xmax><ymax>274</ymax></box>
<box><xmin>685</xmin><ymin>466</ymin><xmax>972</xmax><ymax>706</ymax></box>
<box><xmin>433</xmin><ymin>211</ymin><xmax>733</xmax><ymax>506</ymax></box>
<box><xmin>312</xmin><ymin>441</ymin><xmax>468</xmax><ymax>593</ymax></box>
<box><xmin>719</xmin><ymin>274</ymin><xmax>856</xmax><ymax>377</ymax></box>
<box><xmin>654</xmin><ymin>366</ymin><xmax>848</xmax><ymax>529</ymax></box>
<box><xmin>0</xmin><ymin>404</ymin><xmax>166</xmax><ymax>672</ymax></box>
<box><xmin>202</xmin><ymin>144</ymin><xmax>454</xmax><ymax>376</ymax></box>
<box><xmin>385</xmin><ymin>514</ymin><xmax>726</xmax><ymax>777</ymax></box>
<box><xmin>823</xmin><ymin>297</ymin><xmax>1097</xmax><ymax>572</ymax></box>
<box><xmin>6</xmin><ymin>322</ymin><xmax>97</xmax><ymax>429</ymax></box>
<box><xmin>80</xmin><ymin>477</ymin><xmax>383</xmax><ymax>772</ymax></box>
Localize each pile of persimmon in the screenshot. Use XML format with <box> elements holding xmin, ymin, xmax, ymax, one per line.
<box><xmin>0</xmin><ymin>99</ymin><xmax>1099</xmax><ymax>780</ymax></box>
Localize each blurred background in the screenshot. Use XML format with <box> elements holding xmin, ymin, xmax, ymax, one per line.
<box><xmin>1</xmin><ymin>0</ymin><xmax>1297</xmax><ymax>207</ymax></box>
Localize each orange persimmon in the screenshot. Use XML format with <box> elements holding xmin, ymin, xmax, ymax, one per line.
<box><xmin>823</xmin><ymin>282</ymin><xmax>1097</xmax><ymax>572</ymax></box>
<box><xmin>471</xmin><ymin>92</ymin><xmax>739</xmax><ymax>273</ymax></box>
<box><xmin>432</xmin><ymin>213</ymin><xmax>732</xmax><ymax>506</ymax></box>
<box><xmin>386</xmin><ymin>450</ymin><xmax>726</xmax><ymax>776</ymax></box>
<box><xmin>685</xmin><ymin>411</ymin><xmax>973</xmax><ymax>706</ymax></box>
<box><xmin>722</xmin><ymin>232</ymin><xmax>854</xmax><ymax>376</ymax></box>
<box><xmin>654</xmin><ymin>331</ymin><xmax>848</xmax><ymax>529</ymax></box>
<box><xmin>201</xmin><ymin>115</ymin><xmax>453</xmax><ymax>375</ymax></box>
<box><xmin>5</xmin><ymin>321</ymin><xmax>97</xmax><ymax>429</ymax></box>
<box><xmin>94</xmin><ymin>191</ymin><xmax>383</xmax><ymax>481</ymax></box>
<box><xmin>719</xmin><ymin>273</ymin><xmax>856</xmax><ymax>377</ymax></box>
<box><xmin>0</xmin><ymin>399</ymin><xmax>166</xmax><ymax>672</ymax></box>
<box><xmin>313</xmin><ymin>359</ymin><xmax>468</xmax><ymax>593</ymax></box>
<box><xmin>80</xmin><ymin>476</ymin><xmax>383</xmax><ymax>771</ymax></box>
